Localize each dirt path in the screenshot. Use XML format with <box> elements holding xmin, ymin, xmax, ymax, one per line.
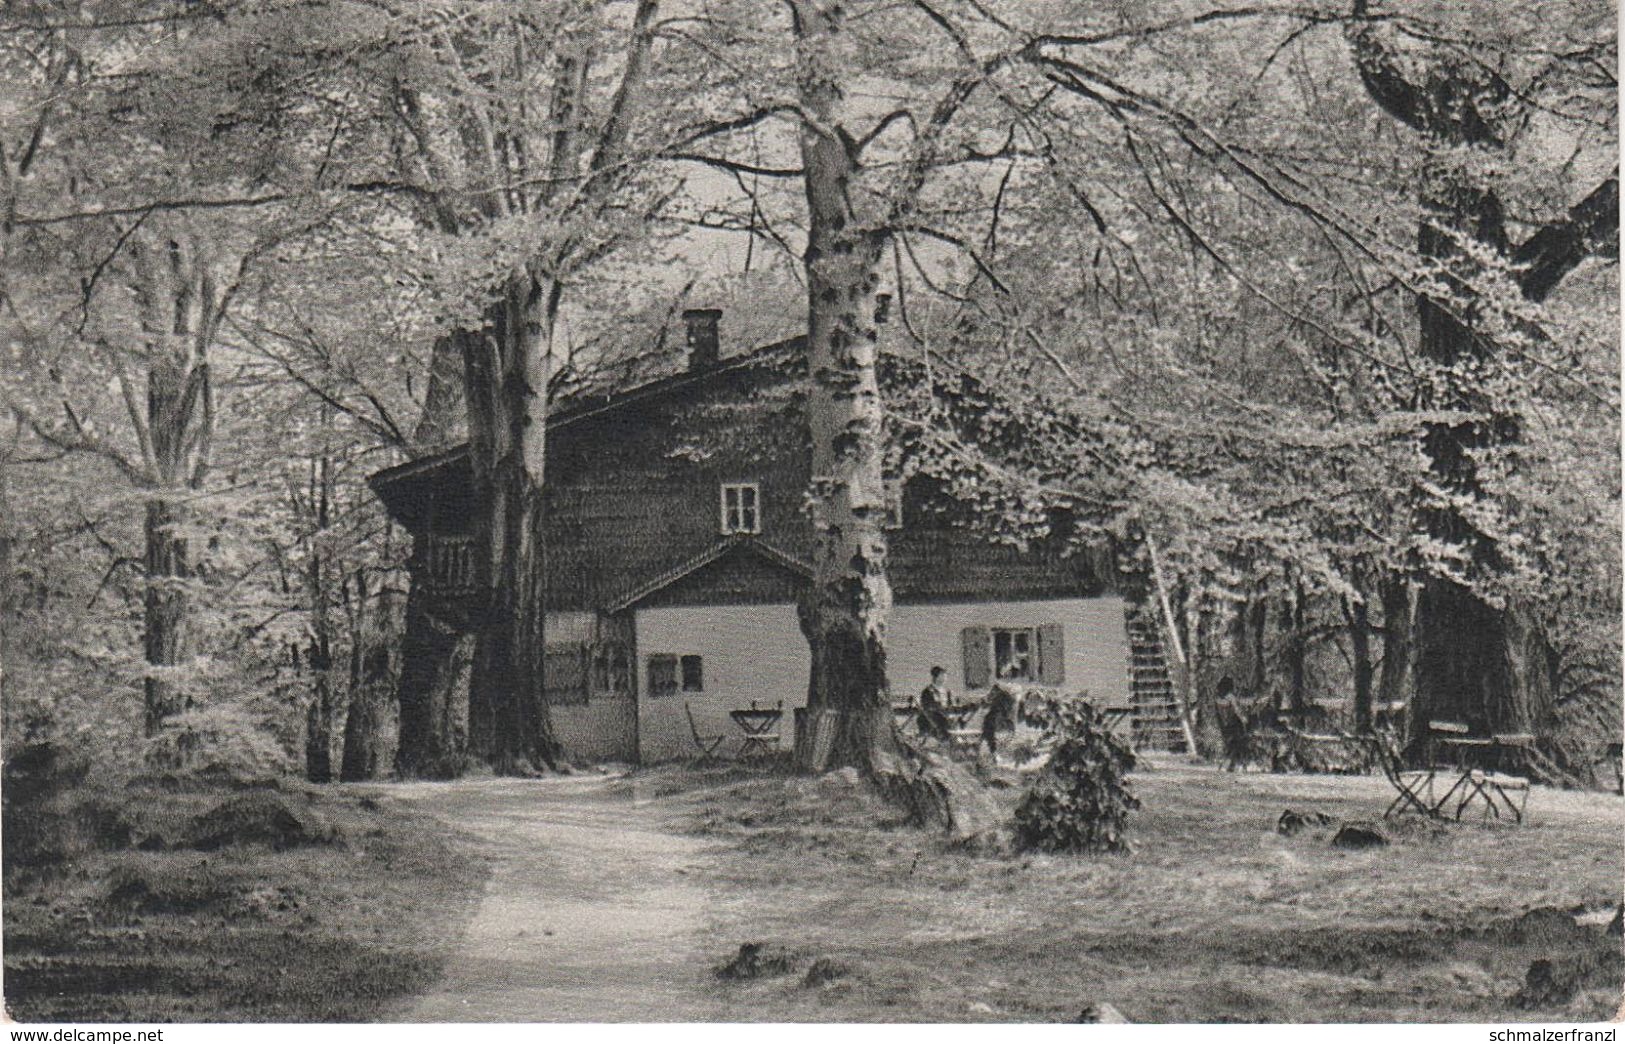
<box><xmin>386</xmin><ymin>775</ymin><xmax>723</xmax><ymax>1022</ymax></box>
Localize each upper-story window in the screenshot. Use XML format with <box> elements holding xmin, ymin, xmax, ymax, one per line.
<box><xmin>720</xmin><ymin>482</ymin><xmax>761</xmax><ymax>534</ymax></box>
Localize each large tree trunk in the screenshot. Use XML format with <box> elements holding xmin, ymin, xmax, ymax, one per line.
<box><xmin>340</xmin><ymin>642</ymin><xmax>391</xmax><ymax>782</ymax></box>
<box><xmin>1347</xmin><ymin>594</ymin><xmax>1374</xmax><ymax>732</ymax></box>
<box><xmin>1376</xmin><ymin>575</ymin><xmax>1414</xmax><ymax>717</ymax></box>
<box><xmin>464</xmin><ymin>277</ymin><xmax>558</xmax><ymax>774</ymax></box>
<box><xmin>142</xmin><ymin>497</ymin><xmax>192</xmax><ymax>733</ymax></box>
<box><xmin>791</xmin><ymin>0</ymin><xmax>896</xmax><ymax>774</ymax></box>
<box><xmin>390</xmin><ymin>331</ymin><xmax>471</xmax><ymax>778</ymax></box>
<box><xmin>1247</xmin><ymin>594</ymin><xmax>1267</xmax><ymax>700</ymax></box>
<box><xmin>393</xmin><ymin>595</ymin><xmax>473</xmax><ymax>779</ymax></box>
<box><xmin>1405</xmin><ymin>160</ymin><xmax>1522</xmax><ymax>751</ymax></box>
<box><xmin>130</xmin><ymin>228</ymin><xmax>218</xmax><ymax>735</ymax></box>
<box><xmin>1413</xmin><ymin>584</ymin><xmax>1556</xmax><ymax>738</ymax></box>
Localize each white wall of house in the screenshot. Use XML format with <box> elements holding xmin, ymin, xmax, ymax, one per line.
<box><xmin>886</xmin><ymin>596</ymin><xmax>1130</xmax><ymax>706</ymax></box>
<box><xmin>629</xmin><ymin>594</ymin><xmax>1130</xmax><ymax>763</ymax></box>
<box><xmin>633</xmin><ymin>603</ymin><xmax>808</xmax><ymax>763</ymax></box>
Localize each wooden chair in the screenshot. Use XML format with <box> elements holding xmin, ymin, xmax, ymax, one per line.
<box><xmin>1365</xmin><ymin>728</ymin><xmax>1442</xmax><ymax>819</ymax></box>
<box><xmin>1426</xmin><ymin>719</ymin><xmax>1473</xmax><ymax>767</ymax></box>
<box><xmin>1456</xmin><ymin>768</ymin><xmax>1531</xmax><ymax>823</ymax></box>
<box><xmin>1454</xmin><ymin>733</ymin><xmax>1533</xmax><ymax>823</ymax></box>
<box><xmin>684</xmin><ymin>702</ymin><xmax>727</xmax><ymax>765</ymax></box>
<box><xmin>947</xmin><ymin>726</ymin><xmax>983</xmax><ymax>759</ymax></box>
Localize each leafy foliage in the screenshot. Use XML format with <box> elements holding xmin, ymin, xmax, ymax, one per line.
<box><xmin>1013</xmin><ymin>698</ymin><xmax>1141</xmax><ymax>854</ymax></box>
<box><xmin>143</xmin><ymin>704</ymin><xmax>295</xmax><ymax>789</ymax></box>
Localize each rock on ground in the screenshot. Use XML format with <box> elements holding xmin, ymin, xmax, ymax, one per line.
<box><xmin>1330</xmin><ymin>821</ymin><xmax>1389</xmax><ymax>849</ymax></box>
<box><xmin>1077</xmin><ymin>1002</ymin><xmax>1130</xmax><ymax>1023</ymax></box>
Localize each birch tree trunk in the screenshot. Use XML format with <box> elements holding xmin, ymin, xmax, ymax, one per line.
<box><xmin>464</xmin><ymin>275</ymin><xmax>558</xmax><ymax>774</ymax></box>
<box><xmin>142</xmin><ymin>497</ymin><xmax>193</xmax><ymax>731</ymax></box>
<box><xmin>790</xmin><ymin>0</ymin><xmax>896</xmax><ymax>773</ymax></box>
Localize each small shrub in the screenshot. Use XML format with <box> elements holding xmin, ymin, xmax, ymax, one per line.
<box><xmin>714</xmin><ymin>942</ymin><xmax>798</xmax><ymax>980</ymax></box>
<box><xmin>1013</xmin><ymin>698</ymin><xmax>1139</xmax><ymax>854</ymax></box>
<box><xmin>143</xmin><ymin>704</ymin><xmax>294</xmax><ymax>788</ymax></box>
<box><xmin>103</xmin><ymin>859</ymin><xmax>235</xmax><ymax>915</ymax></box>
<box><xmin>801</xmin><ymin>957</ymin><xmax>850</xmax><ymax>988</ymax></box>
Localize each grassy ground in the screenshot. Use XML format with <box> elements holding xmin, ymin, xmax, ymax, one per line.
<box><xmin>663</xmin><ymin>758</ymin><xmax>1624</xmax><ymax>1023</ymax></box>
<box><xmin>3</xmin><ymin>784</ymin><xmax>488</xmax><ymax>1023</ymax></box>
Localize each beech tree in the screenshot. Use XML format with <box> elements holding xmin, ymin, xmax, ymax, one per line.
<box><xmin>1343</xmin><ymin>0</ymin><xmax>1618</xmax><ymax>746</ymax></box>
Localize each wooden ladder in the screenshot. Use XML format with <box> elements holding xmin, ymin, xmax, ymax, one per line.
<box><xmin>1124</xmin><ymin>605</ymin><xmax>1191</xmax><ymax>753</ymax></box>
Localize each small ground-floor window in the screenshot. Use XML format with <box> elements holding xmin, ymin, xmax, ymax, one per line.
<box><xmin>647</xmin><ymin>653</ymin><xmax>705</xmax><ymax>697</ymax></box>
<box><xmin>647</xmin><ymin>654</ymin><xmax>678</xmax><ymax>698</ymax></box>
<box><xmin>680</xmin><ymin>654</ymin><xmax>704</xmax><ymax>692</ymax></box>
<box><xmin>591</xmin><ymin>641</ymin><xmax>630</xmax><ymax>694</ymax></box>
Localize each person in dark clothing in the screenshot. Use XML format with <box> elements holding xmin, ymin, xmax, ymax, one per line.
<box><xmin>916</xmin><ymin>666</ymin><xmax>953</xmax><ymax>742</ymax></box>
<box><xmin>981</xmin><ymin>683</ymin><xmax>1018</xmax><ymax>756</ymax></box>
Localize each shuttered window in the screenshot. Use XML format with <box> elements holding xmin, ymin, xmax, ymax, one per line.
<box><xmin>993</xmin><ymin>628</ymin><xmax>1035</xmax><ymax>681</ymax></box>
<box><xmin>544</xmin><ymin>642</ymin><xmax>589</xmax><ymax>706</ymax></box>
<box><xmin>961</xmin><ymin>623</ymin><xmax>1064</xmax><ymax>689</ymax></box>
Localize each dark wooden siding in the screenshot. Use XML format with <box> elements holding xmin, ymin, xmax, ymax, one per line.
<box><xmin>378</xmin><ymin>347</ymin><xmax>1117</xmax><ymax>614</ymax></box>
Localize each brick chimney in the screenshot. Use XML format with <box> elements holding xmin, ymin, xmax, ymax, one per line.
<box><xmin>682</xmin><ymin>308</ymin><xmax>721</xmax><ymax>370</ymax></box>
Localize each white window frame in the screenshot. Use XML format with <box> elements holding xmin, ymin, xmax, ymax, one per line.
<box><xmin>991</xmin><ymin>626</ymin><xmax>1037</xmax><ymax>682</ymax></box>
<box><xmin>720</xmin><ymin>482</ymin><xmax>761</xmax><ymax>534</ymax></box>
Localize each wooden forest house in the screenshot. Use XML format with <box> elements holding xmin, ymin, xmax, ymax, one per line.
<box><xmin>369</xmin><ymin>310</ymin><xmax>1167</xmax><ymax>763</ymax></box>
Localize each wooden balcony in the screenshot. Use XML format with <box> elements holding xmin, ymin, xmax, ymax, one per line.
<box><xmin>413</xmin><ymin>534</ymin><xmax>485</xmax><ymax>600</ymax></box>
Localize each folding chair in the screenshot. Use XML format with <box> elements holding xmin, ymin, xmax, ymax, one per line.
<box><xmin>685</xmin><ymin>702</ymin><xmax>727</xmax><ymax>765</ymax></box>
<box><xmin>1366</xmin><ymin>728</ymin><xmax>1442</xmax><ymax>819</ymax></box>
<box><xmin>1453</xmin><ymin>733</ymin><xmax>1533</xmax><ymax>823</ymax></box>
<box><xmin>1454</xmin><ymin>769</ymin><xmax>1530</xmax><ymax>823</ymax></box>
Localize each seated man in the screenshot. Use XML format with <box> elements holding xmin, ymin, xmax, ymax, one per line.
<box><xmin>916</xmin><ymin>665</ymin><xmax>954</xmax><ymax>742</ymax></box>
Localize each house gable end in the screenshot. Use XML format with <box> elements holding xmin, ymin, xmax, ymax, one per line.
<box><xmin>612</xmin><ymin>537</ymin><xmax>812</xmax><ymax>612</ymax></box>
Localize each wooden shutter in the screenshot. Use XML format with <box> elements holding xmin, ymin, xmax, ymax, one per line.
<box><xmin>1037</xmin><ymin>623</ymin><xmax>1065</xmax><ymax>686</ymax></box>
<box><xmin>961</xmin><ymin>625</ymin><xmax>991</xmax><ymax>689</ymax></box>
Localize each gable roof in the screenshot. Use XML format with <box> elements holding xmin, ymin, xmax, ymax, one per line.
<box><xmin>607</xmin><ymin>535</ymin><xmax>813</xmax><ymax>612</ymax></box>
